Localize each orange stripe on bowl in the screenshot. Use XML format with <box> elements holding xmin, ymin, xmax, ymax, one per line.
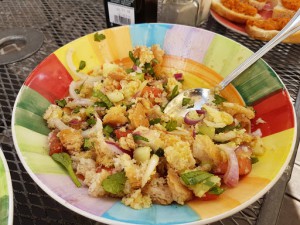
<box><xmin>187</xmin><ymin>194</ymin><xmax>240</xmax><ymax>219</ymax></box>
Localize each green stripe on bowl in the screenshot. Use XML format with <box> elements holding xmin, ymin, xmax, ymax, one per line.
<box><xmin>0</xmin><ymin>156</ymin><xmax>8</xmax><ymax>225</ymax></box>
<box><xmin>0</xmin><ymin>159</ymin><xmax>8</xmax><ymax>197</ymax></box>
<box><xmin>0</xmin><ymin>195</ymin><xmax>9</xmax><ymax>225</ymax></box>
<box><xmin>232</xmin><ymin>60</ymin><xmax>283</xmax><ymax>105</ymax></box>
<box><xmin>14</xmin><ymin>125</ymin><xmax>49</xmax><ymax>154</ymax></box>
<box><xmin>203</xmin><ymin>35</ymin><xmax>283</xmax><ymax>105</ymax></box>
<box><xmin>203</xmin><ymin>35</ymin><xmax>252</xmax><ymax>78</ymax></box>
<box><xmin>15</xmin><ymin>125</ymin><xmax>65</xmax><ymax>174</ymax></box>
<box><xmin>15</xmin><ymin>107</ymin><xmax>50</xmax><ymax>136</ymax></box>
<box><xmin>17</xmin><ymin>86</ymin><xmax>51</xmax><ymax>117</ymax></box>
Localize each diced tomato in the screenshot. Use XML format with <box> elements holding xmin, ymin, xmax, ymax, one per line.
<box><xmin>48</xmin><ymin>129</ymin><xmax>65</xmax><ymax>156</ymax></box>
<box><xmin>200</xmin><ymin>193</ymin><xmax>220</xmax><ymax>201</ymax></box>
<box><xmin>77</xmin><ymin>174</ymin><xmax>85</xmax><ymax>181</ymax></box>
<box><xmin>212</xmin><ymin>146</ymin><xmax>252</xmax><ymax>176</ymax></box>
<box><xmin>114</xmin><ymin>129</ymin><xmax>133</xmax><ymax>139</ymax></box>
<box><xmin>235</xmin><ymin>146</ymin><xmax>252</xmax><ymax>176</ymax></box>
<box><xmin>141</xmin><ymin>86</ymin><xmax>162</xmax><ymax>98</ymax></box>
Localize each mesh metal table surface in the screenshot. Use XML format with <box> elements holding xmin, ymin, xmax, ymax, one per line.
<box><xmin>0</xmin><ymin>0</ymin><xmax>300</xmax><ymax>224</ymax></box>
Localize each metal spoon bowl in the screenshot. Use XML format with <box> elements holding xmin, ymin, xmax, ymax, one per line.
<box><xmin>164</xmin><ymin>10</ymin><xmax>300</xmax><ymax>117</ymax></box>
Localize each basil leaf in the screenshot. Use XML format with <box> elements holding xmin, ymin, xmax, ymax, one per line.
<box><xmin>102</xmin><ymin>171</ymin><xmax>126</xmax><ymax>195</ymax></box>
<box><xmin>52</xmin><ymin>153</ymin><xmax>81</xmax><ymax>187</ymax></box>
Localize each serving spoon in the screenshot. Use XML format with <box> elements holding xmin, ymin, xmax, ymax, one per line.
<box><xmin>164</xmin><ymin>9</ymin><xmax>300</xmax><ymax>117</ymax></box>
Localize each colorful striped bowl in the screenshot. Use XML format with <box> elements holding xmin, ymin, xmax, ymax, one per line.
<box><xmin>12</xmin><ymin>23</ymin><xmax>297</xmax><ymax>225</ymax></box>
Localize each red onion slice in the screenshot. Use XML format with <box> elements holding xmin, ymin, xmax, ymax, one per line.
<box><xmin>196</xmin><ymin>109</ymin><xmax>206</xmax><ymax>114</ymax></box>
<box><xmin>184</xmin><ymin>111</ymin><xmax>205</xmax><ymax>125</ymax></box>
<box><xmin>105</xmin><ymin>141</ymin><xmax>127</xmax><ymax>155</ymax></box>
<box><xmin>133</xmin><ymin>65</ymin><xmax>142</xmax><ymax>73</ymax></box>
<box><xmin>219</xmin><ymin>144</ymin><xmax>239</xmax><ymax>187</ymax></box>
<box><xmin>174</xmin><ymin>73</ymin><xmax>183</xmax><ymax>81</ymax></box>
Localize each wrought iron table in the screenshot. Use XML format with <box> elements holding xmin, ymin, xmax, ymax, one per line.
<box><xmin>0</xmin><ymin>0</ymin><xmax>300</xmax><ymax>224</ymax></box>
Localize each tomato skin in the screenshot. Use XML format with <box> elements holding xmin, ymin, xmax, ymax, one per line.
<box><xmin>141</xmin><ymin>86</ymin><xmax>162</xmax><ymax>98</ymax></box>
<box><xmin>212</xmin><ymin>146</ymin><xmax>252</xmax><ymax>176</ymax></box>
<box><xmin>114</xmin><ymin>129</ymin><xmax>133</xmax><ymax>139</ymax></box>
<box><xmin>200</xmin><ymin>193</ymin><xmax>220</xmax><ymax>201</ymax></box>
<box><xmin>77</xmin><ymin>174</ymin><xmax>85</xmax><ymax>181</ymax></box>
<box><xmin>48</xmin><ymin>129</ymin><xmax>65</xmax><ymax>156</ymax></box>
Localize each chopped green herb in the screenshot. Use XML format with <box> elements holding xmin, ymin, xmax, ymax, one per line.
<box><xmin>182</xmin><ymin>98</ymin><xmax>192</xmax><ymax>107</ymax></box>
<box><xmin>165</xmin><ymin>120</ymin><xmax>177</xmax><ymax>131</ymax></box>
<box><xmin>180</xmin><ymin>170</ymin><xmax>213</xmax><ymax>186</ymax></box>
<box><xmin>87</xmin><ymin>117</ymin><xmax>96</xmax><ymax>126</ymax></box>
<box><xmin>215</xmin><ymin>124</ymin><xmax>241</xmax><ymax>133</ymax></box>
<box><xmin>51</xmin><ymin>153</ymin><xmax>81</xmax><ymax>187</ymax></box>
<box><xmin>83</xmin><ymin>138</ymin><xmax>93</xmax><ymax>150</ymax></box>
<box><xmin>208</xmin><ymin>186</ymin><xmax>225</xmax><ymax>195</ymax></box>
<box><xmin>77</xmin><ymin>60</ymin><xmax>86</xmax><ymax>72</ymax></box>
<box><xmin>125</xmin><ymin>68</ymin><xmax>134</xmax><ymax>73</ymax></box>
<box><xmin>94</xmin><ymin>101</ymin><xmax>107</xmax><ymax>108</ymax></box>
<box><xmin>149</xmin><ymin>118</ymin><xmax>161</xmax><ymax>125</ymax></box>
<box><xmin>213</xmin><ymin>94</ymin><xmax>227</xmax><ymax>105</ymax></box>
<box><xmin>142</xmin><ymin>62</ymin><xmax>155</xmax><ymax>76</ymax></box>
<box><xmin>126</xmin><ymin>102</ymin><xmax>135</xmax><ymax>110</ymax></box>
<box><xmin>103</xmin><ymin>124</ymin><xmax>114</xmax><ymax>137</ymax></box>
<box><xmin>73</xmin><ymin>106</ymin><xmax>80</xmax><ymax>113</ymax></box>
<box><xmin>133</xmin><ymin>134</ymin><xmax>149</xmax><ymax>142</ymax></box>
<box><xmin>251</xmin><ymin>157</ymin><xmax>259</xmax><ymax>164</ymax></box>
<box><xmin>75</xmin><ymin>89</ymin><xmax>80</xmax><ymax>94</ymax></box>
<box><xmin>129</xmin><ymin>51</ymin><xmax>140</xmax><ymax>65</ymax></box>
<box><xmin>93</xmin><ymin>90</ymin><xmax>113</xmax><ymax>108</ymax></box>
<box><xmin>55</xmin><ymin>99</ymin><xmax>67</xmax><ymax>108</ymax></box>
<box><xmin>102</xmin><ymin>171</ymin><xmax>126</xmax><ymax>195</ymax></box>
<box><xmin>169</xmin><ymin>85</ymin><xmax>179</xmax><ymax>100</ymax></box>
<box><xmin>94</xmin><ymin>33</ymin><xmax>106</xmax><ymax>42</ymax></box>
<box><xmin>85</xmin><ymin>106</ymin><xmax>95</xmax><ymax>116</ymax></box>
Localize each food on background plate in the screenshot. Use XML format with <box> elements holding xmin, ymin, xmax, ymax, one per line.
<box><xmin>211</xmin><ymin>0</ymin><xmax>300</xmax><ymax>42</ymax></box>
<box><xmin>211</xmin><ymin>0</ymin><xmax>262</xmax><ymax>23</ymax></box>
<box><xmin>273</xmin><ymin>0</ymin><xmax>299</xmax><ymax>18</ymax></box>
<box><xmin>249</xmin><ymin>0</ymin><xmax>268</xmax><ymax>10</ymax></box>
<box><xmin>43</xmin><ymin>44</ymin><xmax>265</xmax><ymax>209</ymax></box>
<box><xmin>245</xmin><ymin>17</ymin><xmax>300</xmax><ymax>42</ymax></box>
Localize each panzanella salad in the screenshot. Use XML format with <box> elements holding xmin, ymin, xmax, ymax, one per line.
<box><xmin>43</xmin><ymin>44</ymin><xmax>265</xmax><ymax>209</ymax></box>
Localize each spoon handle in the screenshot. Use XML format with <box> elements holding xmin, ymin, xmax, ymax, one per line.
<box><xmin>219</xmin><ymin>9</ymin><xmax>300</xmax><ymax>90</ymax></box>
